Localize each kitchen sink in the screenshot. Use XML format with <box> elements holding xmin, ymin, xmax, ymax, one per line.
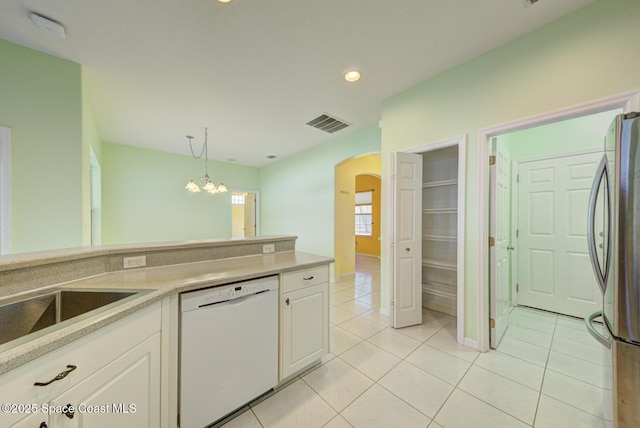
<box><xmin>0</xmin><ymin>288</ymin><xmax>151</xmax><ymax>349</ymax></box>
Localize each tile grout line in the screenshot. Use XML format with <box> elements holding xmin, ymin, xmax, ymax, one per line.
<box><xmin>530</xmin><ymin>312</ymin><xmax>558</xmax><ymax>428</ymax></box>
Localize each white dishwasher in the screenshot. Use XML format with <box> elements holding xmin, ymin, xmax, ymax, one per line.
<box><xmin>179</xmin><ymin>275</ymin><xmax>279</xmax><ymax>428</ymax></box>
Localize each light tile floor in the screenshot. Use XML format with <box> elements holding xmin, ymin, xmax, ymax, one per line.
<box><xmin>220</xmin><ymin>256</ymin><xmax>612</xmax><ymax>428</ymax></box>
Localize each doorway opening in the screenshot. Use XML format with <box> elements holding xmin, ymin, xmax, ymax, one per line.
<box><xmin>231</xmin><ymin>191</ymin><xmax>259</xmax><ymax>238</ymax></box>
<box><xmin>390</xmin><ymin>136</ymin><xmax>466</xmax><ymax>346</ymax></box>
<box><xmin>334</xmin><ymin>153</ymin><xmax>381</xmax><ymax>282</ymax></box>
<box><xmin>488</xmin><ymin>109</ymin><xmax>621</xmax><ymax>349</ymax></box>
<box><xmin>478</xmin><ymin>90</ymin><xmax>640</xmax><ymax>351</ymax></box>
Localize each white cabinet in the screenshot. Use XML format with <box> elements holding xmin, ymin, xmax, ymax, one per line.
<box><xmin>1</xmin><ymin>302</ymin><xmax>161</xmax><ymax>428</ymax></box>
<box><xmin>49</xmin><ymin>333</ymin><xmax>160</xmax><ymax>428</ymax></box>
<box><xmin>280</xmin><ymin>266</ymin><xmax>329</xmax><ymax>380</ymax></box>
<box><xmin>9</xmin><ymin>411</ymin><xmax>47</xmax><ymax>428</ymax></box>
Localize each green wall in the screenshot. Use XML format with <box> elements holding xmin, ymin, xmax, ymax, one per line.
<box><xmin>101</xmin><ymin>142</ymin><xmax>260</xmax><ymax>245</ymax></box>
<box><xmin>380</xmin><ymin>0</ymin><xmax>640</xmax><ymax>342</ymax></box>
<box><xmin>502</xmin><ymin>109</ymin><xmax>621</xmax><ymax>161</ymax></box>
<box><xmin>260</xmin><ymin>125</ymin><xmax>381</xmax><ymax>258</ymax></box>
<box><xmin>0</xmin><ymin>39</ymin><xmax>85</xmax><ymax>253</ymax></box>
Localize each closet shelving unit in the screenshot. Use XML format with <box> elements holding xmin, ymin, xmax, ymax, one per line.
<box><xmin>421</xmin><ymin>147</ymin><xmax>458</xmax><ymax>316</ymax></box>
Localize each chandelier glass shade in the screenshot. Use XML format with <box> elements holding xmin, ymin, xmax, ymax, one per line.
<box><xmin>185</xmin><ymin>128</ymin><xmax>228</xmax><ymax>194</ymax></box>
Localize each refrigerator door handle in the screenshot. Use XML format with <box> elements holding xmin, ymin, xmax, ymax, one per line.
<box><xmin>585</xmin><ymin>311</ymin><xmax>612</xmax><ymax>349</ymax></box>
<box><xmin>587</xmin><ymin>154</ymin><xmax>610</xmax><ymax>295</ymax></box>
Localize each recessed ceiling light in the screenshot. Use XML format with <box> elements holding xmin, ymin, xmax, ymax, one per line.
<box><xmin>344</xmin><ymin>70</ymin><xmax>361</xmax><ymax>82</ymax></box>
<box><xmin>218</xmin><ymin>0</ymin><xmax>233</xmax><ymax>3</ymax></box>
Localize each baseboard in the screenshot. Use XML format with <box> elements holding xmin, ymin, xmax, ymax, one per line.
<box><xmin>463</xmin><ymin>337</ymin><xmax>480</xmax><ymax>351</ymax></box>
<box><xmin>355</xmin><ymin>252</ymin><xmax>381</xmax><ymax>259</ymax></box>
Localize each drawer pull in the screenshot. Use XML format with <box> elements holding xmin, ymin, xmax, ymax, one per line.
<box><xmin>34</xmin><ymin>365</ymin><xmax>77</xmax><ymax>386</ymax></box>
<box><xmin>303</xmin><ymin>276</ymin><xmax>314</xmax><ymax>281</ymax></box>
<box><xmin>285</xmin><ymin>298</ymin><xmax>290</xmax><ymax>306</ymax></box>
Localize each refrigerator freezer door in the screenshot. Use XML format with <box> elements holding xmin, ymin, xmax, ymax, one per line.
<box><xmin>607</xmin><ymin>115</ymin><xmax>640</xmax><ymax>343</ymax></box>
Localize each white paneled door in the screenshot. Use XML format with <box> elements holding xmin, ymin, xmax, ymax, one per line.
<box><xmin>392</xmin><ymin>152</ymin><xmax>423</xmax><ymax>328</ymax></box>
<box><xmin>490</xmin><ymin>140</ymin><xmax>512</xmax><ymax>348</ymax></box>
<box><xmin>517</xmin><ymin>152</ymin><xmax>603</xmax><ymax>319</ymax></box>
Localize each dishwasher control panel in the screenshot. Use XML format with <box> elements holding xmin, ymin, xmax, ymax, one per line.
<box><xmin>181</xmin><ymin>275</ymin><xmax>279</xmax><ymax>312</ymax></box>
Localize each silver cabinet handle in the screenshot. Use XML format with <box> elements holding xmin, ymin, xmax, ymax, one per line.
<box><xmin>507</xmin><ymin>246</ymin><xmax>515</xmax><ymax>251</ymax></box>
<box><xmin>303</xmin><ymin>276</ymin><xmax>314</xmax><ymax>281</ymax></box>
<box><xmin>34</xmin><ymin>365</ymin><xmax>77</xmax><ymax>386</ymax></box>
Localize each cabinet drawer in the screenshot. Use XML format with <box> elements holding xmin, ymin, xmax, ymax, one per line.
<box><xmin>281</xmin><ymin>266</ymin><xmax>328</xmax><ymax>293</ymax></box>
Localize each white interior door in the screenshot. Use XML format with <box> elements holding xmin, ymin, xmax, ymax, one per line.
<box><xmin>244</xmin><ymin>192</ymin><xmax>256</xmax><ymax>237</ymax></box>
<box><xmin>517</xmin><ymin>152</ymin><xmax>603</xmax><ymax>318</ymax></box>
<box><xmin>490</xmin><ymin>140</ymin><xmax>512</xmax><ymax>348</ymax></box>
<box><xmin>392</xmin><ymin>152</ymin><xmax>423</xmax><ymax>328</ymax></box>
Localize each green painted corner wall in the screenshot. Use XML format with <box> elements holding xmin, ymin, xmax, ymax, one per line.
<box><xmin>260</xmin><ymin>125</ymin><xmax>381</xmax><ymax>261</ymax></box>
<box><xmin>0</xmin><ymin>39</ymin><xmax>84</xmax><ymax>253</ymax></box>
<box><xmin>380</xmin><ymin>0</ymin><xmax>640</xmax><ymax>343</ymax></box>
<box><xmin>101</xmin><ymin>142</ymin><xmax>260</xmax><ymax>245</ymax></box>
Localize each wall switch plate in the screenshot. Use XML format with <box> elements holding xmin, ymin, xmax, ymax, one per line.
<box><xmin>123</xmin><ymin>255</ymin><xmax>146</xmax><ymax>269</ymax></box>
<box><xmin>262</xmin><ymin>244</ymin><xmax>275</xmax><ymax>254</ymax></box>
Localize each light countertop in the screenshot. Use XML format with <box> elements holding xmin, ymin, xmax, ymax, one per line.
<box><xmin>0</xmin><ymin>250</ymin><xmax>333</xmax><ymax>375</ymax></box>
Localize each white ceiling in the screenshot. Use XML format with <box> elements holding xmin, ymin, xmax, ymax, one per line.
<box><xmin>0</xmin><ymin>0</ymin><xmax>594</xmax><ymax>167</ymax></box>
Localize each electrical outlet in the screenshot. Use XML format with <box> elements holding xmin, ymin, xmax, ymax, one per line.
<box><xmin>262</xmin><ymin>244</ymin><xmax>275</xmax><ymax>254</ymax></box>
<box><xmin>123</xmin><ymin>255</ymin><xmax>146</xmax><ymax>269</ymax></box>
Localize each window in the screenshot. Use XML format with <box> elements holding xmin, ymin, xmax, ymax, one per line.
<box><xmin>231</xmin><ymin>194</ymin><xmax>245</xmax><ymax>205</ymax></box>
<box><xmin>355</xmin><ymin>191</ymin><xmax>373</xmax><ymax>236</ymax></box>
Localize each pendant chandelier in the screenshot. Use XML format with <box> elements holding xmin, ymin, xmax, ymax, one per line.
<box><xmin>184</xmin><ymin>127</ymin><xmax>228</xmax><ymax>194</ymax></box>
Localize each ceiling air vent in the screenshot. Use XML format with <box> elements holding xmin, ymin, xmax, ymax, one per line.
<box><xmin>524</xmin><ymin>0</ymin><xmax>541</xmax><ymax>7</ymax></box>
<box><xmin>306</xmin><ymin>114</ymin><xmax>350</xmax><ymax>134</ymax></box>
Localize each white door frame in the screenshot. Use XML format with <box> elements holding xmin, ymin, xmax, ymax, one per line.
<box><xmin>391</xmin><ymin>135</ymin><xmax>466</xmax><ymax>344</ymax></box>
<box><xmin>230</xmin><ymin>189</ymin><xmax>260</xmax><ymax>237</ymax></box>
<box><xmin>0</xmin><ymin>126</ymin><xmax>11</xmax><ymax>254</ymax></box>
<box><xmin>476</xmin><ymin>89</ymin><xmax>640</xmax><ymax>351</ymax></box>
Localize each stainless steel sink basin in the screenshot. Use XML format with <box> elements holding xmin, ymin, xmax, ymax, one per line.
<box><xmin>0</xmin><ymin>288</ymin><xmax>151</xmax><ymax>349</ymax></box>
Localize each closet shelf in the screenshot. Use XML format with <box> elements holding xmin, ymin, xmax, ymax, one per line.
<box><xmin>422</xmin><ymin>234</ymin><xmax>457</xmax><ymax>242</ymax></box>
<box><xmin>422</xmin><ymin>179</ymin><xmax>458</xmax><ymax>188</ymax></box>
<box><xmin>422</xmin><ymin>282</ymin><xmax>457</xmax><ymax>298</ymax></box>
<box><xmin>422</xmin><ymin>258</ymin><xmax>457</xmax><ymax>271</ymax></box>
<box><xmin>422</xmin><ymin>208</ymin><xmax>457</xmax><ymax>214</ymax></box>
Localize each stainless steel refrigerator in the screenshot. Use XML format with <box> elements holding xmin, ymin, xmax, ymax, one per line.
<box><xmin>586</xmin><ymin>111</ymin><xmax>640</xmax><ymax>428</ymax></box>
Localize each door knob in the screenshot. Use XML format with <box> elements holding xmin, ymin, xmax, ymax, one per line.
<box><xmin>405</xmin><ymin>248</ymin><xmax>411</xmax><ymax>252</ymax></box>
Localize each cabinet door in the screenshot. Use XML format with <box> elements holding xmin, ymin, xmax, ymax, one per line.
<box><xmin>50</xmin><ymin>333</ymin><xmax>160</xmax><ymax>428</ymax></box>
<box><xmin>281</xmin><ymin>284</ymin><xmax>328</xmax><ymax>379</ymax></box>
